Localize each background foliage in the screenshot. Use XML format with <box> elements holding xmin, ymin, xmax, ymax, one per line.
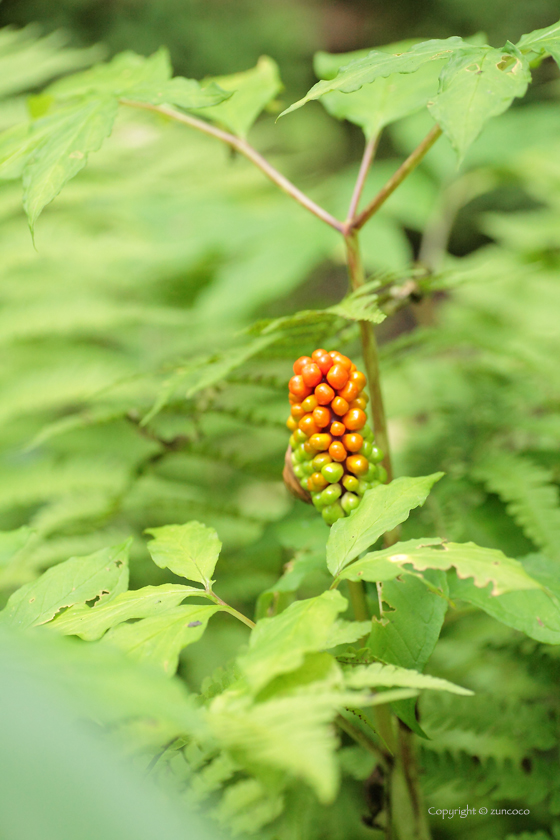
<box><xmin>0</xmin><ymin>3</ymin><xmax>560</xmax><ymax>840</ymax></box>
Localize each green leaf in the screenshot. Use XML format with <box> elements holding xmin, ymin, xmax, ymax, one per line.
<box><xmin>0</xmin><ymin>526</ymin><xmax>33</xmax><ymax>567</ymax></box>
<box><xmin>47</xmin><ymin>583</ymin><xmax>205</xmax><ymax>640</ymax></box>
<box><xmin>325</xmin><ymin>619</ymin><xmax>372</xmax><ymax>648</ymax></box>
<box><xmin>342</xmin><ymin>540</ymin><xmax>542</xmax><ymax>595</ymax></box>
<box><xmin>344</xmin><ymin>660</ymin><xmax>472</xmax><ymax>695</ymax></box>
<box><xmin>146</xmin><ymin>521</ymin><xmax>221</xmax><ymax>589</ymax></box>
<box><xmin>327</xmin><ymin>474</ymin><xmax>443</xmax><ymax>576</ymax></box>
<box><xmin>428</xmin><ymin>45</ymin><xmax>531</xmax><ymax>161</ymax></box>
<box><xmin>191</xmin><ymin>56</ymin><xmax>282</xmax><ymax>138</ymax></box>
<box><xmin>517</xmin><ymin>19</ymin><xmax>560</xmax><ymax>65</ymax></box>
<box><xmin>0</xmin><ymin>540</ymin><xmax>130</xmax><ymax>630</ymax></box>
<box><xmin>337</xmin><ymin>537</ymin><xmax>443</xmax><ymax>584</ymax></box>
<box><xmin>102</xmin><ymin>604</ymin><xmax>220</xmax><ymax>676</ymax></box>
<box><xmin>367</xmin><ymin>571</ymin><xmax>449</xmax><ymax>735</ymax></box>
<box><xmin>47</xmin><ymin>47</ymin><xmax>230</xmax><ymax>110</ymax></box>
<box><xmin>281</xmin><ymin>38</ymin><xmax>467</xmax><ymax>117</ymax></box>
<box><xmin>472</xmin><ymin>451</ymin><xmax>560</xmax><ymax>561</ymax></box>
<box><xmin>314</xmin><ymin>45</ymin><xmax>443</xmax><ymax>138</ymax></box>
<box><xmin>23</xmin><ymin>97</ymin><xmax>119</xmax><ymax>233</ymax></box>
<box><xmin>238</xmin><ymin>590</ymin><xmax>348</xmax><ymax>693</ymax></box>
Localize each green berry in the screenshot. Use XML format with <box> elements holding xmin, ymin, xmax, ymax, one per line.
<box><xmin>321</xmin><ymin>462</ymin><xmax>344</xmax><ymax>484</ymax></box>
<box><xmin>359</xmin><ymin>440</ymin><xmax>373</xmax><ymax>458</ymax></box>
<box><xmin>289</xmin><ymin>434</ymin><xmax>297</xmax><ymax>449</ymax></box>
<box><xmin>362</xmin><ymin>424</ymin><xmax>374</xmax><ymax>441</ymax></box>
<box><xmin>302</xmin><ymin>460</ymin><xmax>315</xmax><ymax>476</ymax></box>
<box><xmin>342</xmin><ymin>474</ymin><xmax>360</xmax><ymax>493</ymax></box>
<box><xmin>377</xmin><ymin>465</ymin><xmax>388</xmax><ymax>483</ymax></box>
<box><xmin>322</xmin><ymin>502</ymin><xmax>345</xmax><ymax>525</ymax></box>
<box><xmin>320</xmin><ymin>483</ymin><xmax>342</xmax><ymax>505</ymax></box>
<box><xmin>293</xmin><ymin>445</ymin><xmax>306</xmax><ymax>463</ymax></box>
<box><xmin>312</xmin><ymin>452</ymin><xmax>332</xmax><ymax>471</ymax></box>
<box><xmin>365</xmin><ymin>463</ymin><xmax>378</xmax><ymax>481</ymax></box>
<box><xmin>357</xmin><ymin>478</ymin><xmax>373</xmax><ymax>496</ymax></box>
<box><xmin>293</xmin><ymin>463</ymin><xmax>305</xmax><ymax>479</ymax></box>
<box><xmin>300</xmin><ymin>478</ymin><xmax>309</xmax><ymax>489</ymax></box>
<box><xmin>341</xmin><ymin>492</ymin><xmax>360</xmax><ymax>514</ymax></box>
<box><xmin>370</xmin><ymin>445</ymin><xmax>384</xmax><ymax>463</ymax></box>
<box><xmin>294</xmin><ymin>428</ymin><xmax>307</xmax><ymax>443</ymax></box>
<box><xmin>311</xmin><ymin>491</ymin><xmax>325</xmax><ymax>508</ymax></box>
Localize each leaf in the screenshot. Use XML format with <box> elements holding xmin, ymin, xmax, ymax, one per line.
<box><xmin>23</xmin><ymin>97</ymin><xmax>119</xmax><ymax>232</ymax></box>
<box><xmin>337</xmin><ymin>537</ymin><xmax>443</xmax><ymax>584</ymax></box>
<box><xmin>327</xmin><ymin>473</ymin><xmax>443</xmax><ymax>577</ymax></box>
<box><xmin>325</xmin><ymin>619</ymin><xmax>372</xmax><ymax>648</ymax></box>
<box><xmin>344</xmin><ymin>661</ymin><xmax>472</xmax><ymax>695</ymax></box>
<box><xmin>47</xmin><ymin>47</ymin><xmax>230</xmax><ymax>110</ymax></box>
<box><xmin>517</xmin><ymin>19</ymin><xmax>560</xmax><ymax>65</ymax></box>
<box><xmin>428</xmin><ymin>45</ymin><xmax>531</xmax><ymax>161</ymax></box>
<box><xmin>281</xmin><ymin>38</ymin><xmax>467</xmax><ymax>117</ymax></box>
<box><xmin>238</xmin><ymin>590</ymin><xmax>348</xmax><ymax>693</ymax></box>
<box><xmin>314</xmin><ymin>45</ymin><xmax>443</xmax><ymax>138</ymax></box>
<box><xmin>47</xmin><ymin>583</ymin><xmax>205</xmax><ymax>640</ymax></box>
<box><xmin>342</xmin><ymin>540</ymin><xmax>542</xmax><ymax>596</ymax></box>
<box><xmin>191</xmin><ymin>56</ymin><xmax>282</xmax><ymax>137</ymax></box>
<box><xmin>472</xmin><ymin>451</ymin><xmax>560</xmax><ymax>561</ymax></box>
<box><xmin>146</xmin><ymin>521</ymin><xmax>222</xmax><ymax>589</ymax></box>
<box><xmin>0</xmin><ymin>526</ymin><xmax>33</xmax><ymax>567</ymax></box>
<box><xmin>367</xmin><ymin>571</ymin><xmax>449</xmax><ymax>735</ymax></box>
<box><xmin>0</xmin><ymin>540</ymin><xmax>130</xmax><ymax>630</ymax></box>
<box><xmin>102</xmin><ymin>604</ymin><xmax>220</xmax><ymax>676</ymax></box>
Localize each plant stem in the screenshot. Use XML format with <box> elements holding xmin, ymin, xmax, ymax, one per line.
<box><xmin>347</xmin><ymin>134</ymin><xmax>380</xmax><ymax>221</ymax></box>
<box><xmin>120</xmin><ymin>99</ymin><xmax>344</xmax><ymax>233</ymax></box>
<box><xmin>344</xmin><ymin>231</ymin><xmax>392</xmax><ymax>482</ymax></box>
<box><xmin>347</xmin><ymin>579</ymin><xmax>370</xmax><ymax>622</ymax></box>
<box><xmin>348</xmin><ymin>126</ymin><xmax>442</xmax><ymax>233</ymax></box>
<box><xmin>335</xmin><ymin>712</ymin><xmax>387</xmax><ymax>766</ymax></box>
<box><xmin>209</xmin><ymin>592</ymin><xmax>256</xmax><ymax>629</ymax></box>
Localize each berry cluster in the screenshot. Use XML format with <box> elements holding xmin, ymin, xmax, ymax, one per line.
<box><xmin>287</xmin><ymin>349</ymin><xmax>387</xmax><ymax>524</ymax></box>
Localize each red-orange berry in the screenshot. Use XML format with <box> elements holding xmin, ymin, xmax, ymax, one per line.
<box><xmin>291</xmin><ymin>403</ymin><xmax>306</xmax><ymax>420</ymax></box>
<box><xmin>342</xmin><ymin>408</ymin><xmax>367</xmax><ymax>431</ymax></box>
<box><xmin>313</xmin><ymin>406</ymin><xmax>331</xmax><ymax>428</ymax></box>
<box><xmin>293</xmin><ymin>356</ymin><xmax>313</xmax><ymax>375</ymax></box>
<box><xmin>346</xmin><ymin>454</ymin><xmax>369</xmax><ymax>475</ymax></box>
<box><xmin>342</xmin><ymin>433</ymin><xmax>363</xmax><ymax>452</ymax></box>
<box><xmin>339</xmin><ymin>381</ymin><xmax>360</xmax><ymax>402</ymax></box>
<box><xmin>329</xmin><ymin>441</ymin><xmax>347</xmax><ymax>462</ymax></box>
<box><xmin>316</xmin><ymin>353</ymin><xmax>333</xmax><ymax>375</ymax></box>
<box><xmin>308</xmin><ymin>472</ymin><xmax>328</xmax><ymax>491</ymax></box>
<box><xmin>331</xmin><ymin>396</ymin><xmax>350</xmax><ymax>416</ymax></box>
<box><xmin>302</xmin><ymin>362</ymin><xmax>322</xmax><ymax>388</ymax></box>
<box><xmin>289</xmin><ymin>375</ymin><xmax>312</xmax><ymax>399</ymax></box>
<box><xmin>311</xmin><ymin>348</ymin><xmax>328</xmax><ymax>362</ymax></box>
<box><xmin>289</xmin><ymin>393</ymin><xmax>298</xmax><ymax>405</ymax></box>
<box><xmin>330</xmin><ymin>420</ymin><xmax>345</xmax><ymax>437</ymax></box>
<box><xmin>299</xmin><ymin>414</ymin><xmax>319</xmax><ymax>436</ymax></box>
<box><xmin>315</xmin><ymin>382</ymin><xmax>335</xmax><ymax>405</ymax></box>
<box><xmin>329</xmin><ymin>351</ymin><xmax>352</xmax><ymax>370</ymax></box>
<box><xmin>327</xmin><ymin>363</ymin><xmax>349</xmax><ymax>390</ymax></box>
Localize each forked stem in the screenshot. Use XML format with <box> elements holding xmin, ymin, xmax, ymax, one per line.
<box><xmin>346</xmin><ymin>133</ymin><xmax>380</xmax><ymax>221</ymax></box>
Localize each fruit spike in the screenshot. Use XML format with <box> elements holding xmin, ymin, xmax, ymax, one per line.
<box><xmin>284</xmin><ymin>348</ymin><xmax>386</xmax><ymax>524</ymax></box>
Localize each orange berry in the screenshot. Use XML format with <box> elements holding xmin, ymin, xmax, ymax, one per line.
<box><xmin>303</xmin><ymin>440</ymin><xmax>316</xmax><ymax>456</ymax></box>
<box><xmin>316</xmin><ymin>353</ymin><xmax>333</xmax><ymax>375</ymax></box>
<box><xmin>286</xmin><ymin>416</ymin><xmax>298</xmax><ymax>431</ymax></box>
<box><xmin>342</xmin><ymin>433</ymin><xmax>363</xmax><ymax>452</ymax></box>
<box><xmin>289</xmin><ymin>393</ymin><xmax>298</xmax><ymax>404</ymax></box>
<box><xmin>350</xmin><ymin>363</ymin><xmax>357</xmax><ymax>372</ymax></box>
<box><xmin>327</xmin><ymin>363</ymin><xmax>349</xmax><ymax>390</ymax></box>
<box><xmin>330</xmin><ymin>420</ymin><xmax>345</xmax><ymax>437</ymax></box>
<box><xmin>299</xmin><ymin>414</ymin><xmax>319</xmax><ymax>436</ymax></box>
<box><xmin>343</xmin><ymin>408</ymin><xmax>367</xmax><ymax>431</ymax></box>
<box><xmin>308</xmin><ymin>472</ymin><xmax>328</xmax><ymax>491</ymax></box>
<box><xmin>301</xmin><ymin>394</ymin><xmax>318</xmax><ymax>413</ymax></box>
<box><xmin>302</xmin><ymin>362</ymin><xmax>322</xmax><ymax>388</ymax></box>
<box><xmin>293</xmin><ymin>356</ymin><xmax>313</xmax><ymax>375</ymax></box>
<box><xmin>291</xmin><ymin>403</ymin><xmax>306</xmax><ymax>420</ymax></box>
<box><xmin>309</xmin><ymin>433</ymin><xmax>332</xmax><ymax>451</ymax></box>
<box><xmin>315</xmin><ymin>382</ymin><xmax>335</xmax><ymax>405</ymax></box>
<box><xmin>289</xmin><ymin>375</ymin><xmax>312</xmax><ymax>399</ymax></box>
<box><xmin>329</xmin><ymin>441</ymin><xmax>347</xmax><ymax>462</ymax></box>
<box><xmin>311</xmin><ymin>348</ymin><xmax>328</xmax><ymax>362</ymax></box>
<box><xmin>329</xmin><ymin>351</ymin><xmax>352</xmax><ymax>370</ymax></box>
<box><xmin>339</xmin><ymin>381</ymin><xmax>360</xmax><ymax>402</ymax></box>
<box><xmin>350</xmin><ymin>370</ymin><xmax>366</xmax><ymax>390</ymax></box>
<box><xmin>331</xmin><ymin>396</ymin><xmax>350</xmax><ymax>416</ymax></box>
<box><xmin>349</xmin><ymin>397</ymin><xmax>367</xmax><ymax>411</ymax></box>
<box><xmin>313</xmin><ymin>406</ymin><xmax>331</xmax><ymax>428</ymax></box>
<box><xmin>346</xmin><ymin>454</ymin><xmax>369</xmax><ymax>476</ymax></box>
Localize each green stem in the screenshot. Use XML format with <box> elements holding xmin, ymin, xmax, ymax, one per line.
<box><xmin>209</xmin><ymin>592</ymin><xmax>256</xmax><ymax>629</ymax></box>
<box><xmin>348</xmin><ymin>125</ymin><xmax>442</xmax><ymax>233</ymax></box>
